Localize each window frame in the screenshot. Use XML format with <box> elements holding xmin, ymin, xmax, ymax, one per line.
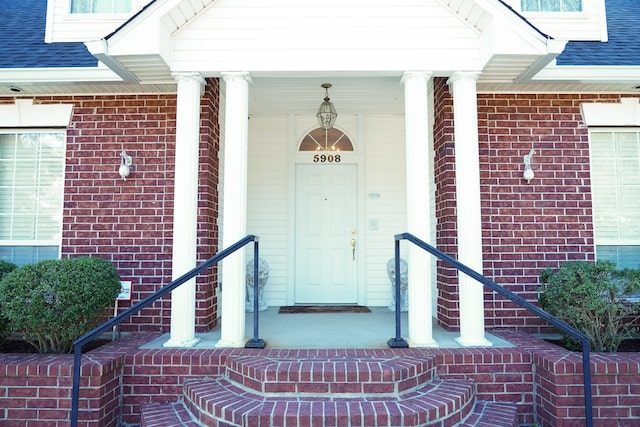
<box><xmin>589</xmin><ymin>127</ymin><xmax>640</xmax><ymax>268</ymax></box>
<box><xmin>0</xmin><ymin>129</ymin><xmax>66</xmax><ymax>266</ymax></box>
<box><xmin>68</xmin><ymin>0</ymin><xmax>136</xmax><ymax>15</ymax></box>
<box><xmin>520</xmin><ymin>0</ymin><xmax>583</xmax><ymax>12</ymax></box>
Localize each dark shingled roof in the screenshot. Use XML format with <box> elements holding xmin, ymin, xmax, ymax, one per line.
<box><xmin>0</xmin><ymin>0</ymin><xmax>97</xmax><ymax>68</ymax></box>
<box><xmin>556</xmin><ymin>0</ymin><xmax>640</xmax><ymax>66</ymax></box>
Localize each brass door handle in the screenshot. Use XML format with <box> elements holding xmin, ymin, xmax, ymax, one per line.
<box><xmin>351</xmin><ymin>238</ymin><xmax>356</xmax><ymax>261</ymax></box>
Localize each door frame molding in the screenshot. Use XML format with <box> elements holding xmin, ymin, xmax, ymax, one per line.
<box><xmin>286</xmin><ymin>114</ymin><xmax>367</xmax><ymax>305</ymax></box>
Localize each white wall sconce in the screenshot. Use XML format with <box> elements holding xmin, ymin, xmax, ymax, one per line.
<box><xmin>523</xmin><ymin>149</ymin><xmax>535</xmax><ymax>183</ymax></box>
<box><xmin>119</xmin><ymin>150</ymin><xmax>133</xmax><ymax>180</ymax></box>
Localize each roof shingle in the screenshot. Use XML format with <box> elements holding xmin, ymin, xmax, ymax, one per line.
<box><xmin>0</xmin><ymin>0</ymin><xmax>97</xmax><ymax>68</ymax></box>
<box><xmin>556</xmin><ymin>0</ymin><xmax>640</xmax><ymax>66</ymax></box>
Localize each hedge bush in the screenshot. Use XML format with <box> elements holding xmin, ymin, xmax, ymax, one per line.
<box><xmin>0</xmin><ymin>260</ymin><xmax>18</xmax><ymax>345</ymax></box>
<box><xmin>539</xmin><ymin>260</ymin><xmax>640</xmax><ymax>352</ymax></box>
<box><xmin>0</xmin><ymin>257</ymin><xmax>121</xmax><ymax>353</ymax></box>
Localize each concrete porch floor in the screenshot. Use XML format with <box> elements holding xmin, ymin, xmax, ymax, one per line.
<box><xmin>141</xmin><ymin>306</ymin><xmax>514</xmax><ymax>349</ymax></box>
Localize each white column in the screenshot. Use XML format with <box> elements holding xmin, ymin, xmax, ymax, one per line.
<box><xmin>448</xmin><ymin>72</ymin><xmax>492</xmax><ymax>347</ymax></box>
<box><xmin>402</xmin><ymin>71</ymin><xmax>438</xmax><ymax>348</ymax></box>
<box><xmin>216</xmin><ymin>72</ymin><xmax>251</xmax><ymax>348</ymax></box>
<box><xmin>164</xmin><ymin>72</ymin><xmax>205</xmax><ymax>348</ymax></box>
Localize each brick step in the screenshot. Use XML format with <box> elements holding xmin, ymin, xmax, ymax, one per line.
<box><xmin>460</xmin><ymin>401</ymin><xmax>518</xmax><ymax>427</ymax></box>
<box><xmin>225</xmin><ymin>353</ymin><xmax>437</xmax><ymax>396</ymax></box>
<box><xmin>182</xmin><ymin>376</ymin><xmax>476</xmax><ymax>426</ymax></box>
<box><xmin>140</xmin><ymin>402</ymin><xmax>200</xmax><ymax>427</ymax></box>
<box><xmin>140</xmin><ymin>399</ymin><xmax>518</xmax><ymax>427</ymax></box>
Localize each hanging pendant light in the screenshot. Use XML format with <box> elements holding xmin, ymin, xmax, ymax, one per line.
<box><xmin>316</xmin><ymin>83</ymin><xmax>337</xmax><ymax>130</ymax></box>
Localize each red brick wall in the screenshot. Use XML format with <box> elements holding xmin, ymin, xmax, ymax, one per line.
<box><xmin>195</xmin><ymin>79</ymin><xmax>221</xmax><ymax>332</ymax></box>
<box><xmin>0</xmin><ymin>333</ymin><xmax>156</xmax><ymax>427</ymax></box>
<box><xmin>433</xmin><ymin>80</ymin><xmax>634</xmax><ymax>333</ymax></box>
<box><xmin>433</xmin><ymin>77</ymin><xmax>460</xmax><ymax>329</ymax></box>
<box><xmin>2</xmin><ymin>79</ymin><xmax>222</xmax><ymax>333</ymax></box>
<box><xmin>60</xmin><ymin>92</ymin><xmax>178</xmax><ymax>332</ymax></box>
<box><xmin>478</xmin><ymin>92</ymin><xmax>599</xmax><ymax>332</ymax></box>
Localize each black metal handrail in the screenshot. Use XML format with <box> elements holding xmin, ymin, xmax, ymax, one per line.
<box><xmin>389</xmin><ymin>232</ymin><xmax>593</xmax><ymax>427</ymax></box>
<box><xmin>70</xmin><ymin>235</ymin><xmax>263</xmax><ymax>426</ymax></box>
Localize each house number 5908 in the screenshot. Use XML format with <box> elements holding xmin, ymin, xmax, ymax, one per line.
<box><xmin>313</xmin><ymin>154</ymin><xmax>341</xmax><ymax>163</ymax></box>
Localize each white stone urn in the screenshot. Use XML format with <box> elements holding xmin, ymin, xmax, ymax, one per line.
<box><xmin>246</xmin><ymin>257</ymin><xmax>269</xmax><ymax>312</ymax></box>
<box><xmin>387</xmin><ymin>258</ymin><xmax>408</xmax><ymax>312</ymax></box>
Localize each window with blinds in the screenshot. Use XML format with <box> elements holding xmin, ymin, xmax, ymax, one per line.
<box><xmin>590</xmin><ymin>130</ymin><xmax>640</xmax><ymax>268</ymax></box>
<box><xmin>521</xmin><ymin>0</ymin><xmax>582</xmax><ymax>12</ymax></box>
<box><xmin>70</xmin><ymin>0</ymin><xmax>132</xmax><ymax>13</ymax></box>
<box><xmin>0</xmin><ymin>131</ymin><xmax>65</xmax><ymax>266</ymax></box>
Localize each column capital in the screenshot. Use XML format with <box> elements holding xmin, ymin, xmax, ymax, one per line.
<box><xmin>401</xmin><ymin>71</ymin><xmax>433</xmax><ymax>85</ymax></box>
<box><xmin>221</xmin><ymin>71</ymin><xmax>252</xmax><ymax>84</ymax></box>
<box><xmin>446</xmin><ymin>71</ymin><xmax>481</xmax><ymax>86</ymax></box>
<box><xmin>172</xmin><ymin>72</ymin><xmax>206</xmax><ymax>96</ymax></box>
<box><xmin>172</xmin><ymin>72</ymin><xmax>206</xmax><ymax>84</ymax></box>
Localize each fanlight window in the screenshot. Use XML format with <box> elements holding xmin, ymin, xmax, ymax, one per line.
<box><xmin>299</xmin><ymin>127</ymin><xmax>354</xmax><ymax>152</ymax></box>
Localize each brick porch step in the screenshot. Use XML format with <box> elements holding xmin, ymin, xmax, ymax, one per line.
<box><xmin>459</xmin><ymin>401</ymin><xmax>518</xmax><ymax>427</ymax></box>
<box><xmin>140</xmin><ymin>402</ymin><xmax>200</xmax><ymax>427</ymax></box>
<box><xmin>224</xmin><ymin>353</ymin><xmax>437</xmax><ymax>396</ymax></box>
<box><xmin>139</xmin><ymin>352</ymin><xmax>518</xmax><ymax>427</ymax></box>
<box><xmin>183</xmin><ymin>376</ymin><xmax>476</xmax><ymax>426</ymax></box>
<box><xmin>140</xmin><ymin>396</ymin><xmax>517</xmax><ymax>427</ymax></box>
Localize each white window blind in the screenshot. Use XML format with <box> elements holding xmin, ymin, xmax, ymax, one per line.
<box><xmin>0</xmin><ymin>132</ymin><xmax>65</xmax><ymax>266</ymax></box>
<box><xmin>590</xmin><ymin>130</ymin><xmax>640</xmax><ymax>268</ymax></box>
<box><xmin>70</xmin><ymin>0</ymin><xmax>132</xmax><ymax>14</ymax></box>
<box><xmin>521</xmin><ymin>0</ymin><xmax>582</xmax><ymax>12</ymax></box>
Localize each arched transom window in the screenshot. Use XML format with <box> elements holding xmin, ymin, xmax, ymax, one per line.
<box><xmin>299</xmin><ymin>127</ymin><xmax>354</xmax><ymax>152</ymax></box>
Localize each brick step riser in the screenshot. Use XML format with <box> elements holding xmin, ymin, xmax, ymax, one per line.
<box><xmin>224</xmin><ymin>354</ymin><xmax>437</xmax><ymax>397</ymax></box>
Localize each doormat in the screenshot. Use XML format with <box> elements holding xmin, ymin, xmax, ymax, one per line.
<box><xmin>278</xmin><ymin>305</ymin><xmax>371</xmax><ymax>314</ymax></box>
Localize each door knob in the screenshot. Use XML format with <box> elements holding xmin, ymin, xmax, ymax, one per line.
<box><xmin>351</xmin><ymin>238</ymin><xmax>356</xmax><ymax>261</ymax></box>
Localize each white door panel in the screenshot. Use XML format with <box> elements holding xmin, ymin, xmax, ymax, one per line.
<box><xmin>295</xmin><ymin>164</ymin><xmax>358</xmax><ymax>303</ymax></box>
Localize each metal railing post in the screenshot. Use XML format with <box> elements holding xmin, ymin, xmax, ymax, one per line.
<box><xmin>388</xmin><ymin>237</ymin><xmax>408</xmax><ymax>348</ymax></box>
<box><xmin>246</xmin><ymin>238</ymin><xmax>266</xmax><ymax>348</ymax></box>
<box><xmin>582</xmin><ymin>341</ymin><xmax>594</xmax><ymax>426</ymax></box>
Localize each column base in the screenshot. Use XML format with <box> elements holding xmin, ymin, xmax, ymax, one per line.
<box><xmin>455</xmin><ymin>336</ymin><xmax>493</xmax><ymax>347</ymax></box>
<box><xmin>215</xmin><ymin>338</ymin><xmax>247</xmax><ymax>348</ymax></box>
<box><xmin>407</xmin><ymin>338</ymin><xmax>439</xmax><ymax>348</ymax></box>
<box><xmin>162</xmin><ymin>337</ymin><xmax>201</xmax><ymax>348</ymax></box>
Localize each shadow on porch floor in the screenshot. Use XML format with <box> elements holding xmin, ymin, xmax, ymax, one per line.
<box><xmin>141</xmin><ymin>306</ymin><xmax>515</xmax><ymax>349</ymax></box>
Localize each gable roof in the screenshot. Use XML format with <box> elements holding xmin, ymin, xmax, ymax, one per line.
<box><xmin>556</xmin><ymin>0</ymin><xmax>640</xmax><ymax>66</ymax></box>
<box><xmin>0</xmin><ymin>0</ymin><xmax>637</xmax><ymax>95</ymax></box>
<box><xmin>0</xmin><ymin>0</ymin><xmax>96</xmax><ymax>68</ymax></box>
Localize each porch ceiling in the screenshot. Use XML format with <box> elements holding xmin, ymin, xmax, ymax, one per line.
<box><xmin>248</xmin><ymin>76</ymin><xmax>406</xmax><ymax>116</ymax></box>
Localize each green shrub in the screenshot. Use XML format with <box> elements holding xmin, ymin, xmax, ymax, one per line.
<box><xmin>0</xmin><ymin>260</ymin><xmax>18</xmax><ymax>345</ymax></box>
<box><xmin>0</xmin><ymin>257</ymin><xmax>121</xmax><ymax>353</ymax></box>
<box><xmin>539</xmin><ymin>260</ymin><xmax>640</xmax><ymax>352</ymax></box>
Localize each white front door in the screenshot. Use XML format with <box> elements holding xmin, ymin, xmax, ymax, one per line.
<box><xmin>294</xmin><ymin>164</ymin><xmax>358</xmax><ymax>304</ymax></box>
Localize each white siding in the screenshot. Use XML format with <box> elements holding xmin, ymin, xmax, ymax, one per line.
<box><xmin>363</xmin><ymin>116</ymin><xmax>407</xmax><ymax>307</ymax></box>
<box><xmin>172</xmin><ymin>0</ymin><xmax>482</xmax><ymax>73</ymax></box>
<box><xmin>247</xmin><ymin>116</ymin><xmax>290</xmax><ymax>307</ymax></box>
